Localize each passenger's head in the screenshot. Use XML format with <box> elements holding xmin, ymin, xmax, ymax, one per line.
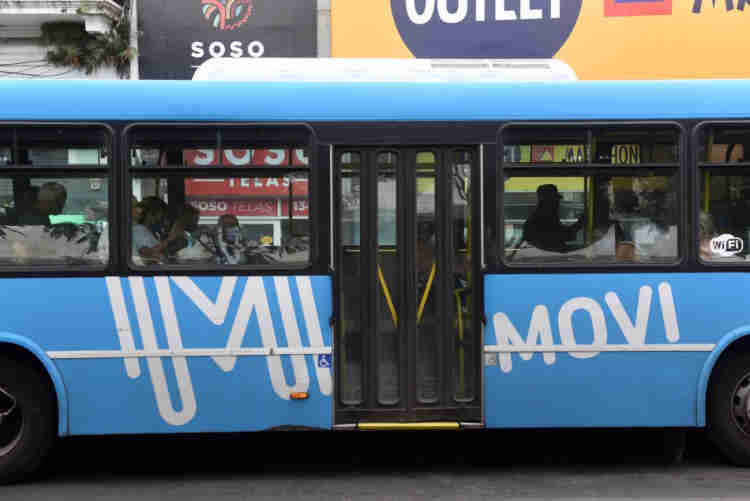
<box><xmin>535</xmin><ymin>184</ymin><xmax>562</xmax><ymax>214</ymax></box>
<box><xmin>137</xmin><ymin>196</ymin><xmax>168</xmax><ymax>226</ymax></box>
<box><xmin>218</xmin><ymin>214</ymin><xmax>241</xmax><ymax>244</ymax></box>
<box><xmin>174</xmin><ymin>204</ymin><xmax>200</xmax><ymax>232</ymax></box>
<box><xmin>37</xmin><ymin>182</ymin><xmax>67</xmax><ymax>215</ymax></box>
<box><xmin>132</xmin><ymin>196</ymin><xmax>143</xmax><ymax>221</ymax></box>
<box><xmin>640</xmin><ymin>189</ymin><xmax>670</xmax><ymax>228</ymax></box>
<box><xmin>537</xmin><ymin>184</ymin><xmax>561</xmax><ymax>201</ymax></box>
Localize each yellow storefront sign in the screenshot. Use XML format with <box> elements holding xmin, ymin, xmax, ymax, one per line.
<box><xmin>506</xmin><ymin>177</ymin><xmax>584</xmax><ymax>194</ymax></box>
<box><xmin>611</xmin><ymin>144</ymin><xmax>641</xmax><ymax>164</ymax></box>
<box><xmin>332</xmin><ymin>1</ymin><xmax>750</xmax><ymax>80</ymax></box>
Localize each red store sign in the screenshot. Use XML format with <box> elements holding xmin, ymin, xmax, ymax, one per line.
<box><xmin>184</xmin><ymin>177</ymin><xmax>308</xmax><ymax>197</ymax></box>
<box><xmin>183</xmin><ymin>148</ymin><xmax>309</xmax><ymax>167</ymax></box>
<box><xmin>189</xmin><ymin>199</ymin><xmax>309</xmax><ymax>217</ymax></box>
<box><xmin>282</xmin><ymin>200</ymin><xmax>309</xmax><ymax>217</ymax></box>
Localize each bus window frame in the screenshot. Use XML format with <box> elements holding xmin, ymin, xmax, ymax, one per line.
<box><xmin>496</xmin><ymin>120</ymin><xmax>688</xmax><ymax>270</ymax></box>
<box><xmin>122</xmin><ymin>122</ymin><xmax>318</xmax><ymax>274</ymax></box>
<box><xmin>0</xmin><ymin>121</ymin><xmax>113</xmax><ymax>276</ymax></box>
<box><xmin>694</xmin><ymin>120</ymin><xmax>750</xmax><ymax>268</ymax></box>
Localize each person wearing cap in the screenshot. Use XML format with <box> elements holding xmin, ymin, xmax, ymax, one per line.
<box><xmin>522</xmin><ymin>184</ymin><xmax>584</xmax><ymax>252</ymax></box>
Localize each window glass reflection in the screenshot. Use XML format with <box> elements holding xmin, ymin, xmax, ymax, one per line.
<box><xmin>131</xmin><ymin>174</ymin><xmax>309</xmax><ymax>266</ymax></box>
<box><xmin>504</xmin><ymin>175</ymin><xmax>679</xmax><ymax>264</ymax></box>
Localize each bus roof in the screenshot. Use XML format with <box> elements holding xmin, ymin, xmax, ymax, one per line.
<box><xmin>1</xmin><ymin>79</ymin><xmax>749</xmax><ymax>122</ymax></box>
<box><xmin>192</xmin><ymin>58</ymin><xmax>578</xmax><ymax>83</ymax></box>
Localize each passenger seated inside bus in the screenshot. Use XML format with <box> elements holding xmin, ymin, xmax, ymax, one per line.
<box><xmin>214</xmin><ymin>214</ymin><xmax>247</xmax><ymax>265</ymax></box>
<box><xmin>507</xmin><ymin>177</ymin><xmax>681</xmax><ymax>264</ymax></box>
<box><xmin>521</xmin><ymin>184</ymin><xmax>584</xmax><ymax>252</ymax></box>
<box><xmin>163</xmin><ymin>204</ymin><xmax>200</xmax><ymax>261</ymax></box>
<box><xmin>132</xmin><ymin>196</ymin><xmax>169</xmax><ymax>265</ymax></box>
<box><xmin>630</xmin><ymin>189</ymin><xmax>678</xmax><ymax>262</ymax></box>
<box><xmin>611</xmin><ymin>189</ymin><xmax>639</xmax><ymax>261</ymax></box>
<box><xmin>18</xmin><ymin>182</ymin><xmax>66</xmax><ymax>226</ymax></box>
<box><xmin>4</xmin><ymin>181</ymin><xmax>108</xmax><ymax>265</ymax></box>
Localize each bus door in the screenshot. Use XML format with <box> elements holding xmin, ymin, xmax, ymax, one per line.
<box><xmin>334</xmin><ymin>147</ymin><xmax>481</xmax><ymax>426</ymax></box>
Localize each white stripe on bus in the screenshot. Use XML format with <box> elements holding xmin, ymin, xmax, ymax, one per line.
<box><xmin>46</xmin><ymin>347</ymin><xmax>333</xmax><ymax>359</ymax></box>
<box><xmin>484</xmin><ymin>344</ymin><xmax>715</xmax><ymax>353</ymax></box>
<box><xmin>104</xmin><ymin>277</ymin><xmax>141</xmax><ymax>379</ymax></box>
<box><xmin>132</xmin><ymin>277</ymin><xmax>197</xmax><ymax>426</ymax></box>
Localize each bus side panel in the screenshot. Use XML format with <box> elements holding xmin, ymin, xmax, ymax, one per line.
<box><xmin>482</xmin><ymin>273</ymin><xmax>743</xmax><ymax>428</ymax></box>
<box><xmin>0</xmin><ymin>276</ymin><xmax>333</xmax><ymax>434</ymax></box>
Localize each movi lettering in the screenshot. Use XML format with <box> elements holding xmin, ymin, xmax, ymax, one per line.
<box><xmin>105</xmin><ymin>276</ymin><xmax>331</xmax><ymax>426</ymax></box>
<box><xmin>491</xmin><ymin>282</ymin><xmax>680</xmax><ymax>373</ymax></box>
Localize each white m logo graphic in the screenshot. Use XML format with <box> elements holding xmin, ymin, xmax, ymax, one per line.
<box><xmin>106</xmin><ymin>276</ymin><xmax>332</xmax><ymax>426</ymax></box>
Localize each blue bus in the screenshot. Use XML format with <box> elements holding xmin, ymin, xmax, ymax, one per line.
<box><xmin>1</xmin><ymin>77</ymin><xmax>750</xmax><ymax>482</ymax></box>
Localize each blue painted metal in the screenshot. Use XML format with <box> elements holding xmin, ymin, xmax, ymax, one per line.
<box><xmin>0</xmin><ymin>79</ymin><xmax>748</xmax><ymax>122</ymax></box>
<box><xmin>484</xmin><ymin>273</ymin><xmax>750</xmax><ymax>428</ymax></box>
<box><xmin>0</xmin><ymin>333</ymin><xmax>69</xmax><ymax>435</ymax></box>
<box><xmin>0</xmin><ymin>276</ymin><xmax>332</xmax><ymax>435</ymax></box>
<box><xmin>3</xmin><ymin>78</ymin><xmax>750</xmax><ymax>432</ymax></box>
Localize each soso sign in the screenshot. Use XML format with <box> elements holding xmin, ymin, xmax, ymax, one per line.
<box><xmin>391</xmin><ymin>0</ymin><xmax>583</xmax><ymax>58</ymax></box>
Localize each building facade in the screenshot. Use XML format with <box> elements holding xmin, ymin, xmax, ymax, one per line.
<box><xmin>0</xmin><ymin>0</ymin><xmax>331</xmax><ymax>80</ymax></box>
<box><xmin>0</xmin><ymin>0</ymin><xmax>126</xmax><ymax>79</ymax></box>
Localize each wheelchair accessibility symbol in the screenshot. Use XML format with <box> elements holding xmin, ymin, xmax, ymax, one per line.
<box><xmin>317</xmin><ymin>354</ymin><xmax>332</xmax><ymax>368</ymax></box>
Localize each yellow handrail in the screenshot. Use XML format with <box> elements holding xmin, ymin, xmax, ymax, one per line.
<box><xmin>417</xmin><ymin>262</ymin><xmax>437</xmax><ymax>324</ymax></box>
<box><xmin>377</xmin><ymin>265</ymin><xmax>398</xmax><ymax>328</ymax></box>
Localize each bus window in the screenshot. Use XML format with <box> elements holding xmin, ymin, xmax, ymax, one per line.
<box><xmin>127</xmin><ymin>125</ymin><xmax>312</xmax><ymax>268</ymax></box>
<box><xmin>452</xmin><ymin>150</ymin><xmax>474</xmax><ymax>402</ymax></box>
<box><xmin>339</xmin><ymin>151</ymin><xmax>364</xmax><ymax>405</ymax></box>
<box><xmin>0</xmin><ymin>126</ymin><xmax>109</xmax><ymax>267</ymax></box>
<box><xmin>131</xmin><ymin>174</ymin><xmax>310</xmax><ymax>266</ymax></box>
<box><xmin>340</xmin><ymin>152</ymin><xmax>361</xmax><ymax>247</ymax></box>
<box><xmin>698</xmin><ymin>124</ymin><xmax>750</xmax><ymax>263</ymax></box>
<box><xmin>0</xmin><ymin>128</ymin><xmax>11</xmax><ymax>166</ymax></box>
<box><xmin>501</xmin><ymin>125</ymin><xmax>681</xmax><ymax>265</ymax></box>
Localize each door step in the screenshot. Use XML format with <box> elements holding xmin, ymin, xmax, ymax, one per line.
<box><xmin>357</xmin><ymin>422</ymin><xmax>461</xmax><ymax>431</ymax></box>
